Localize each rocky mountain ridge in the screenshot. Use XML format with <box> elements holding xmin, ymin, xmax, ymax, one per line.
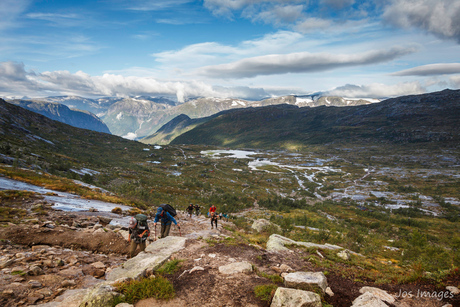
<box><xmin>6</xmin><ymin>100</ymin><xmax>111</xmax><ymax>134</ymax></box>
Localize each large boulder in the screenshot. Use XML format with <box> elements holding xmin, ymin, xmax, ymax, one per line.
<box><xmin>284</xmin><ymin>272</ymin><xmax>328</xmax><ymax>292</ymax></box>
<box><xmin>251</xmin><ymin>219</ymin><xmax>281</xmax><ymax>233</ymax></box>
<box><xmin>271</xmin><ymin>287</ymin><xmax>322</xmax><ymax>307</ymax></box>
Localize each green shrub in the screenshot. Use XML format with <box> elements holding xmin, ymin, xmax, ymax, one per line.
<box><xmin>113</xmin><ymin>275</ymin><xmax>174</xmax><ymax>305</ymax></box>
<box><xmin>254</xmin><ymin>284</ymin><xmax>277</xmax><ymax>302</ymax></box>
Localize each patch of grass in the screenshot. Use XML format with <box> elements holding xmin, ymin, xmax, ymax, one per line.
<box><xmin>11</xmin><ymin>270</ymin><xmax>26</xmax><ymax>276</ymax></box>
<box><xmin>157</xmin><ymin>259</ymin><xmax>183</xmax><ymax>275</ymax></box>
<box><xmin>254</xmin><ymin>284</ymin><xmax>277</xmax><ymax>302</ymax></box>
<box><xmin>112</xmin><ymin>275</ymin><xmax>174</xmax><ymax>305</ymax></box>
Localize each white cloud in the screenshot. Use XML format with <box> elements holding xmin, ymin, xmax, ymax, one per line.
<box><xmin>294</xmin><ymin>17</ymin><xmax>332</xmax><ymax>33</ymax></box>
<box><xmin>321</xmin><ymin>0</ymin><xmax>355</xmax><ymax>9</ymax></box>
<box><xmin>197</xmin><ymin>45</ymin><xmax>419</xmax><ymax>78</ymax></box>
<box><xmin>391</xmin><ymin>63</ymin><xmax>460</xmax><ymax>76</ymax></box>
<box><xmin>383</xmin><ymin>0</ymin><xmax>460</xmax><ymax>43</ymax></box>
<box><xmin>152</xmin><ymin>31</ymin><xmax>304</xmax><ymax>72</ymax></box>
<box><xmin>0</xmin><ymin>0</ymin><xmax>30</xmax><ymax>31</ymax></box>
<box><xmin>248</xmin><ymin>4</ymin><xmax>305</xmax><ymax>25</ymax></box>
<box><xmin>450</xmin><ymin>75</ymin><xmax>460</xmax><ymax>88</ymax></box>
<box><xmin>0</xmin><ymin>61</ymin><xmax>269</xmax><ymax>101</ymax></box>
<box><xmin>326</xmin><ymin>82</ymin><xmax>426</xmax><ymax>98</ymax></box>
<box><xmin>126</xmin><ymin>0</ymin><xmax>194</xmax><ymax>11</ymax></box>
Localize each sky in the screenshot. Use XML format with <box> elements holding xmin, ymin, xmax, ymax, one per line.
<box><xmin>1</xmin><ymin>0</ymin><xmax>460</xmax><ymax>102</ymax></box>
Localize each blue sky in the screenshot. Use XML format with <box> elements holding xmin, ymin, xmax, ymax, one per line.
<box><xmin>1</xmin><ymin>0</ymin><xmax>460</xmax><ymax>101</ymax></box>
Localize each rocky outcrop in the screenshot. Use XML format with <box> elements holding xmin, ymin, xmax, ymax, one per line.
<box><xmin>266</xmin><ymin>234</ymin><xmax>343</xmax><ymax>252</ymax></box>
<box><xmin>271</xmin><ymin>287</ymin><xmax>322</xmax><ymax>307</ymax></box>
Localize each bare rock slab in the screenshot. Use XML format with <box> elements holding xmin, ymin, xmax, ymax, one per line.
<box><xmin>219</xmin><ymin>261</ymin><xmax>253</xmax><ymax>275</ymax></box>
<box><xmin>106</xmin><ymin>236</ymin><xmax>186</xmax><ymax>281</ymax></box>
<box><xmin>284</xmin><ymin>272</ymin><xmax>328</xmax><ymax>292</ymax></box>
<box><xmin>271</xmin><ymin>287</ymin><xmax>322</xmax><ymax>307</ymax></box>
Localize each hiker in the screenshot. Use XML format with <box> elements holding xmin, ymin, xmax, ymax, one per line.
<box><xmin>153</xmin><ymin>206</ymin><xmax>180</xmax><ymax>238</ymax></box>
<box><xmin>209</xmin><ymin>204</ymin><xmax>217</xmax><ymax>215</ymax></box>
<box><xmin>210</xmin><ymin>211</ymin><xmax>218</xmax><ymax>229</ymax></box>
<box><xmin>194</xmin><ymin>204</ymin><xmax>201</xmax><ymax>216</ymax></box>
<box><xmin>219</xmin><ymin>212</ymin><xmax>223</xmax><ymax>220</ymax></box>
<box><xmin>187</xmin><ymin>203</ymin><xmax>194</xmax><ymax>218</ymax></box>
<box><xmin>128</xmin><ymin>214</ymin><xmax>150</xmax><ymax>258</ymax></box>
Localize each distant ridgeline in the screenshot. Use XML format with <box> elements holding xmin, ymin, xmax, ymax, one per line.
<box><xmin>6</xmin><ymin>99</ymin><xmax>111</xmax><ymax>134</ymax></box>
<box><xmin>164</xmin><ymin>89</ymin><xmax>460</xmax><ymax>149</ymax></box>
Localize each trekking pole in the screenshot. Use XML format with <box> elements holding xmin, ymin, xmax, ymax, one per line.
<box><xmin>154</xmin><ymin>225</ymin><xmax>157</xmax><ymax>241</ymax></box>
<box><xmin>178</xmin><ymin>225</ymin><xmax>182</xmax><ymax>237</ymax></box>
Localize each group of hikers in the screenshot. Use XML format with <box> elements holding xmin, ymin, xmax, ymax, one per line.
<box><xmin>128</xmin><ymin>203</ymin><xmax>227</xmax><ymax>258</ymax></box>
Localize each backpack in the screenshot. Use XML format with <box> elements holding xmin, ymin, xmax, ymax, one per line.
<box><xmin>159</xmin><ymin>204</ymin><xmax>177</xmax><ymax>217</ymax></box>
<box><xmin>135</xmin><ymin>214</ymin><xmax>149</xmax><ymax>230</ymax></box>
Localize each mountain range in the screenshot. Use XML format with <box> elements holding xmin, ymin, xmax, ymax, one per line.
<box><xmin>6</xmin><ymin>94</ymin><xmax>379</xmax><ymax>140</ymax></box>
<box><xmin>168</xmin><ymin>89</ymin><xmax>460</xmax><ymax>150</ymax></box>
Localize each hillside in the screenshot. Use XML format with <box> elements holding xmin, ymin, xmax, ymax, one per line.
<box><xmin>7</xmin><ymin>99</ymin><xmax>111</xmax><ymax>134</ymax></box>
<box><xmin>171</xmin><ymin>89</ymin><xmax>460</xmax><ymax>150</ymax></box>
<box><xmin>1</xmin><ymin>94</ymin><xmax>459</xmax><ymax>306</ymax></box>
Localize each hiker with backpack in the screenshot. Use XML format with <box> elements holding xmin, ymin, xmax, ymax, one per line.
<box><xmin>194</xmin><ymin>204</ymin><xmax>201</xmax><ymax>216</ymax></box>
<box><xmin>210</xmin><ymin>211</ymin><xmax>218</xmax><ymax>229</ymax></box>
<box><xmin>128</xmin><ymin>214</ymin><xmax>150</xmax><ymax>258</ymax></box>
<box><xmin>209</xmin><ymin>204</ymin><xmax>217</xmax><ymax>215</ymax></box>
<box><xmin>153</xmin><ymin>204</ymin><xmax>180</xmax><ymax>239</ymax></box>
<box><xmin>187</xmin><ymin>203</ymin><xmax>194</xmax><ymax>219</ymax></box>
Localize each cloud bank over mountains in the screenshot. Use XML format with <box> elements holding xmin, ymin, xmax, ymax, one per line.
<box><xmin>0</xmin><ymin>0</ymin><xmax>459</xmax><ymax>100</ymax></box>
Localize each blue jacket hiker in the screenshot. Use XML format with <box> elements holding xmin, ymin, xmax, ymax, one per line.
<box><xmin>153</xmin><ymin>206</ymin><xmax>180</xmax><ymax>238</ymax></box>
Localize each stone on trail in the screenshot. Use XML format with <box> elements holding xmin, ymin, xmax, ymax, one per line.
<box><xmin>218</xmin><ymin>261</ymin><xmax>253</xmax><ymax>275</ymax></box>
<box><xmin>284</xmin><ymin>272</ymin><xmax>328</xmax><ymax>292</ymax></box>
<box><xmin>446</xmin><ymin>286</ymin><xmax>460</xmax><ymax>295</ymax></box>
<box><xmin>78</xmin><ymin>284</ymin><xmax>122</xmax><ymax>307</ymax></box>
<box><xmin>271</xmin><ymin>287</ymin><xmax>322</xmax><ymax>307</ymax></box>
<box><xmin>106</xmin><ymin>236</ymin><xmax>186</xmax><ymax>281</ymax></box>
<box><xmin>352</xmin><ymin>292</ymin><xmax>388</xmax><ymax>307</ymax></box>
<box><xmin>359</xmin><ymin>287</ymin><xmax>395</xmax><ymax>304</ymax></box>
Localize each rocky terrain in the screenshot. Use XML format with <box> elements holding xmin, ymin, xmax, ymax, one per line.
<box><xmin>0</xmin><ymin>196</ymin><xmax>459</xmax><ymax>307</ymax></box>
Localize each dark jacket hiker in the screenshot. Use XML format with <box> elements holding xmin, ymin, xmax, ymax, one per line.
<box><xmin>154</xmin><ymin>206</ymin><xmax>180</xmax><ymax>238</ymax></box>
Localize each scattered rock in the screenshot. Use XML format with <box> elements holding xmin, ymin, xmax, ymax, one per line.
<box><xmin>325</xmin><ymin>287</ymin><xmax>334</xmax><ymax>297</ymax></box>
<box><xmin>189</xmin><ymin>266</ymin><xmax>204</xmax><ymax>274</ymax></box>
<box><xmin>251</xmin><ymin>219</ymin><xmax>281</xmax><ymax>233</ymax></box>
<box><xmin>337</xmin><ymin>250</ymin><xmax>350</xmax><ymax>260</ymax></box>
<box><xmin>446</xmin><ymin>286</ymin><xmax>460</xmax><ymax>295</ymax></box>
<box><xmin>352</xmin><ymin>292</ymin><xmax>388</xmax><ymax>307</ymax></box>
<box><xmin>359</xmin><ymin>286</ymin><xmax>395</xmax><ymax>304</ymax></box>
<box><xmin>61</xmin><ymin>280</ymin><xmax>77</xmax><ymax>288</ymax></box>
<box><xmin>284</xmin><ymin>272</ymin><xmax>328</xmax><ymax>292</ymax></box>
<box><xmin>271</xmin><ymin>287</ymin><xmax>322</xmax><ymax>307</ymax></box>
<box><xmin>218</xmin><ymin>261</ymin><xmax>253</xmax><ymax>275</ymax></box>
